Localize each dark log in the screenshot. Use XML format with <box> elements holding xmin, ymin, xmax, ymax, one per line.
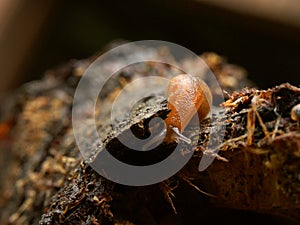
<box><xmin>0</xmin><ymin>42</ymin><xmax>299</xmax><ymax>225</ymax></box>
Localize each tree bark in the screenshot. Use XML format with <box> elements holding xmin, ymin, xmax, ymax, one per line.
<box><xmin>0</xmin><ymin>43</ymin><xmax>299</xmax><ymax>225</ymax></box>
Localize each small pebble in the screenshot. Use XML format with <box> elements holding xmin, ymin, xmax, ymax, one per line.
<box><xmin>291</xmin><ymin>104</ymin><xmax>300</xmax><ymax>121</ymax></box>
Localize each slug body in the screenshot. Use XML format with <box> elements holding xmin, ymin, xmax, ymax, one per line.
<box><xmin>164</xmin><ymin>74</ymin><xmax>212</xmax><ymax>143</ymax></box>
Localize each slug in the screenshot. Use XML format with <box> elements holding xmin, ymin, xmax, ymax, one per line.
<box><xmin>164</xmin><ymin>74</ymin><xmax>212</xmax><ymax>143</ymax></box>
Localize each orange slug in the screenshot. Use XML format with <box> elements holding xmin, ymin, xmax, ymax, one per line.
<box><xmin>164</xmin><ymin>74</ymin><xmax>212</xmax><ymax>143</ymax></box>
<box><xmin>143</xmin><ymin>74</ymin><xmax>212</xmax><ymax>150</ymax></box>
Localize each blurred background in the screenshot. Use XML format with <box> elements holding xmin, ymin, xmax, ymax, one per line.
<box><xmin>0</xmin><ymin>0</ymin><xmax>299</xmax><ymax>101</ymax></box>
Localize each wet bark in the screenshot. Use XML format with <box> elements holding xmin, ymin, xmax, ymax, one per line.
<box><xmin>0</xmin><ymin>43</ymin><xmax>299</xmax><ymax>225</ymax></box>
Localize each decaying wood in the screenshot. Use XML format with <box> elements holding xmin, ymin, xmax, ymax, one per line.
<box><xmin>0</xmin><ymin>43</ymin><xmax>299</xmax><ymax>225</ymax></box>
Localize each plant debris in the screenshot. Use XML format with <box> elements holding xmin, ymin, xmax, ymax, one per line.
<box><xmin>0</xmin><ymin>42</ymin><xmax>299</xmax><ymax>225</ymax></box>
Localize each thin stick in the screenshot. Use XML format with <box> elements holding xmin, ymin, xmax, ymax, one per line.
<box><xmin>255</xmin><ymin>110</ymin><xmax>270</xmax><ymax>139</ymax></box>
<box><xmin>272</xmin><ymin>115</ymin><xmax>281</xmax><ymax>140</ymax></box>
<box><xmin>178</xmin><ymin>173</ymin><xmax>216</xmax><ymax>198</ymax></box>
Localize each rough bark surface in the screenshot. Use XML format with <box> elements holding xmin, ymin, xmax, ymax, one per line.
<box><xmin>0</xmin><ymin>43</ymin><xmax>299</xmax><ymax>225</ymax></box>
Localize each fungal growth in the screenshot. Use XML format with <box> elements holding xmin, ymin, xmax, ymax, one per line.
<box><xmin>164</xmin><ymin>74</ymin><xmax>212</xmax><ymax>143</ymax></box>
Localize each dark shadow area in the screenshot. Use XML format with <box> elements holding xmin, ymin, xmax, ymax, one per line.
<box><xmin>26</xmin><ymin>0</ymin><xmax>300</xmax><ymax>89</ymax></box>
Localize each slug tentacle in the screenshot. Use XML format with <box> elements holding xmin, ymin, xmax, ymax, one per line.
<box><xmin>168</xmin><ymin>126</ymin><xmax>192</xmax><ymax>144</ymax></box>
